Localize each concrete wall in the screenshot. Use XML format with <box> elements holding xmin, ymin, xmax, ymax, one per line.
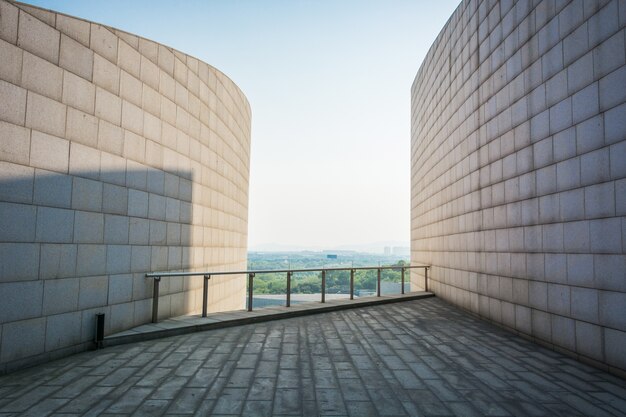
<box><xmin>0</xmin><ymin>1</ymin><xmax>251</xmax><ymax>373</ymax></box>
<box><xmin>411</xmin><ymin>0</ymin><xmax>626</xmax><ymax>375</ymax></box>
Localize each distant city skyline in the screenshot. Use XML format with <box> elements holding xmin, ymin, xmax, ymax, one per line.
<box><xmin>22</xmin><ymin>0</ymin><xmax>461</xmax><ymax>247</ymax></box>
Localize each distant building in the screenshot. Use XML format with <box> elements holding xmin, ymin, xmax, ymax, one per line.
<box><xmin>392</xmin><ymin>246</ymin><xmax>410</xmax><ymax>256</ymax></box>
<box><xmin>326</xmin><ymin>254</ymin><xmax>337</xmax><ymax>259</ymax></box>
<box><xmin>384</xmin><ymin>246</ymin><xmax>392</xmax><ymax>255</ymax></box>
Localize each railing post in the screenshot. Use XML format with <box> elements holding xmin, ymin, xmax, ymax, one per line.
<box><xmin>377</xmin><ymin>268</ymin><xmax>381</xmax><ymax>297</ymax></box>
<box><xmin>248</xmin><ymin>273</ymin><xmax>255</xmax><ymax>312</ymax></box>
<box><xmin>151</xmin><ymin>277</ymin><xmax>160</xmax><ymax>323</ymax></box>
<box><xmin>424</xmin><ymin>267</ymin><xmax>429</xmax><ymax>292</ymax></box>
<box><xmin>401</xmin><ymin>267</ymin><xmax>405</xmax><ymax>294</ymax></box>
<box><xmin>202</xmin><ymin>275</ymin><xmax>210</xmax><ymax>317</ymax></box>
<box><xmin>286</xmin><ymin>271</ymin><xmax>292</xmax><ymax>307</ymax></box>
<box><xmin>350</xmin><ymin>269</ymin><xmax>354</xmax><ymax>300</ymax></box>
<box><xmin>321</xmin><ymin>270</ymin><xmax>326</xmax><ymax>303</ymax></box>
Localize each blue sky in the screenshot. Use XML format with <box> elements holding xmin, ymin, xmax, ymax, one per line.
<box><xmin>23</xmin><ymin>0</ymin><xmax>460</xmax><ymax>251</ymax></box>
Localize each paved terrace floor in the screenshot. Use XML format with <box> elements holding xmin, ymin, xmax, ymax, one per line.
<box><xmin>1</xmin><ymin>298</ymin><xmax>625</xmax><ymax>417</ymax></box>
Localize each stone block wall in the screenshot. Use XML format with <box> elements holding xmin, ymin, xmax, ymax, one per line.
<box><xmin>0</xmin><ymin>1</ymin><xmax>251</xmax><ymax>373</ymax></box>
<box><xmin>411</xmin><ymin>0</ymin><xmax>626</xmax><ymax>374</ymax></box>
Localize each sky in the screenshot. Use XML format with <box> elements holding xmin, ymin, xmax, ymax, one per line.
<box><xmin>23</xmin><ymin>0</ymin><xmax>460</xmax><ymax>251</ymax></box>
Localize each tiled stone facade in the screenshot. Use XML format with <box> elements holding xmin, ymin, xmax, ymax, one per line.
<box><xmin>0</xmin><ymin>1</ymin><xmax>251</xmax><ymax>373</ymax></box>
<box><xmin>411</xmin><ymin>0</ymin><xmax>626</xmax><ymax>374</ymax></box>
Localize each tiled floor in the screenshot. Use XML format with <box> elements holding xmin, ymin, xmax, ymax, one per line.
<box><xmin>1</xmin><ymin>297</ymin><xmax>625</xmax><ymax>416</ymax></box>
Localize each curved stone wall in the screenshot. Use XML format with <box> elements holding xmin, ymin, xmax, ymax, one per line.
<box><xmin>411</xmin><ymin>0</ymin><xmax>626</xmax><ymax>374</ymax></box>
<box><xmin>0</xmin><ymin>1</ymin><xmax>251</xmax><ymax>372</ymax></box>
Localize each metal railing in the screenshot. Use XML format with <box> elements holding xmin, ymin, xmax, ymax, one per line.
<box><xmin>146</xmin><ymin>265</ymin><xmax>430</xmax><ymax>323</ymax></box>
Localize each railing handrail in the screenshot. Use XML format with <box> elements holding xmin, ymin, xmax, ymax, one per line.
<box><xmin>147</xmin><ymin>264</ymin><xmax>431</xmax><ymax>323</ymax></box>
<box><xmin>145</xmin><ymin>264</ymin><xmax>429</xmax><ymax>278</ymax></box>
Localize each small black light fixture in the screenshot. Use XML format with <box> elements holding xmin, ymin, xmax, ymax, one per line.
<box><xmin>95</xmin><ymin>313</ymin><xmax>105</xmax><ymax>348</ymax></box>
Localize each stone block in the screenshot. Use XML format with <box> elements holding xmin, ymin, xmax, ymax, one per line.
<box><xmin>576</xmin><ymin>321</ymin><xmax>603</xmax><ymax>360</ymax></box>
<box><xmin>17</xmin><ymin>11</ymin><xmax>60</xmax><ymax>64</ymax></box>
<box><xmin>0</xmin><ymin>39</ymin><xmax>22</xmax><ymax>85</ymax></box>
<box><xmin>593</xmin><ymin>30</ymin><xmax>625</xmax><ymax>79</ymax></box>
<box><xmin>126</xmin><ymin>160</ymin><xmax>148</xmax><ymax>190</ymax></box>
<box><xmin>533</xmin><ymin>137</ymin><xmax>553</xmax><ymax>168</ymax></box>
<box><xmin>98</xmin><ymin>120</ymin><xmax>123</xmax><ymax>156</ymax></box>
<box><xmin>547</xmin><ymin>283</ymin><xmax>570</xmax><ymax>315</ymax></box>
<box><xmin>515</xmin><ymin>305</ymin><xmax>532</xmax><ymax>334</ymax></box>
<box><xmin>76</xmin><ymin>244</ymin><xmax>106</xmax><ymax>276</ymax></box>
<box><xmin>567</xmin><ymin>253</ymin><xmax>594</xmax><ymax>286</ymax></box>
<box><xmin>599</xmin><ymin>66</ymin><xmax>626</xmax><ymax>111</ymax></box>
<box><xmin>120</xmin><ymin>70</ymin><xmax>143</xmax><ymax>107</ymax></box>
<box><xmin>144</xmin><ymin>113</ymin><xmax>161</xmax><ymax>143</ymax></box>
<box><xmin>129</xmin><ymin>218</ymin><xmax>150</xmax><ymax>245</ymax></box>
<box><xmin>66</xmin><ymin>107</ymin><xmax>98</xmax><ymax>147</ymax></box>
<box><xmin>545</xmin><ymin>254</ymin><xmax>567</xmax><ymax>284</ymax></box>
<box><xmin>556</xmin><ymin>157</ymin><xmax>580</xmax><ymax>191</ymax></box>
<box><xmin>17</xmin><ymin>4</ymin><xmax>55</xmax><ymax>25</ymax></box>
<box><xmin>549</xmin><ymin>97</ymin><xmax>572</xmax><ymax>135</ymax></box>
<box><xmin>71</xmin><ymin>177</ymin><xmax>102</xmax><ymax>211</ymax></box>
<box><xmin>0</xmin><ymin>281</ymin><xmax>42</xmax><ymax>323</ymax></box>
<box><xmin>559</xmin><ymin>188</ymin><xmax>585</xmax><ymax>221</ymax></box>
<box><xmin>0</xmin><ymin>202</ymin><xmax>36</xmax><ymax>242</ymax></box>
<box><xmin>21</xmin><ymin>51</ymin><xmax>63</xmax><ymax>101</ymax></box>
<box><xmin>536</xmin><ymin>165</ymin><xmax>556</xmax><ymax>195</ymax></box>
<box><xmin>109</xmin><ymin>302</ymin><xmax>134</xmax><ymax>333</ymax></box>
<box><xmin>104</xmin><ymin>214</ymin><xmax>129</xmax><ymax>244</ymax></box>
<box><xmin>618</xmin><ymin>179</ymin><xmax>626</xmax><ymax>215</ymax></box>
<box><xmin>102</xmin><ymin>183</ymin><xmax>128</xmax><ymax>215</ymax></box>
<box><xmin>73</xmin><ymin>211</ymin><xmax>104</xmax><ymax>244</ymax></box>
<box><xmin>605</xmin><ymin>328</ymin><xmax>626</xmax><ymax>369</ymax></box>
<box><xmin>59</xmin><ymin>34</ymin><xmax>93</xmax><ymax>80</ymax></box>
<box><xmin>166</xmin><ymin>223</ymin><xmax>181</xmax><ymax>245</ymax></box>
<box><xmin>128</xmin><ymin>189</ymin><xmax>149</xmax><ymax>217</ymax></box>
<box><xmin>576</xmin><ymin>114</ymin><xmax>604</xmax><ymax>154</ymax></box>
<box><xmin>567</xmin><ymin>52</ymin><xmax>593</xmax><ymax>94</ymax></box>
<box><xmin>149</xmin><ymin>220</ymin><xmax>167</xmax><ymax>245</ymax></box>
<box><xmin>118</xmin><ymin>40</ymin><xmax>141</xmax><ymax>78</ymax></box>
<box><xmin>571</xmin><ymin>287</ymin><xmax>599</xmax><ymax>323</ymax></box>
<box><xmin>531</xmin><ymin>309</ymin><xmax>552</xmax><ymax>341</ymax></box>
<box><xmin>0</xmin><ymin>1</ymin><xmax>19</xmax><ymax>44</ymax></box>
<box><xmin>146</xmin><ymin>169</ymin><xmax>165</xmax><ymax>194</ymax></box>
<box><xmin>529</xmin><ymin>281</ymin><xmax>547</xmax><ymax>310</ymax></box>
<box><xmin>605</xmin><ymin>102</ymin><xmax>626</xmax><ymax>145</ymax></box>
<box><xmin>95</xmin><ymin>87</ymin><xmax>121</xmax><ymax>126</ymax></box>
<box><xmin>26</xmin><ymin>91</ymin><xmax>67</xmax><ymax>138</ymax></box>
<box><xmin>131</xmin><ymin>245</ymin><xmax>151</xmax><ymax>272</ymax></box>
<box><xmin>148</xmin><ymin>193</ymin><xmax>166</xmax><ymax>220</ymax></box>
<box><xmin>589</xmin><ymin>218</ymin><xmax>622</xmax><ymax>253</ymax></box>
<box><xmin>158</xmin><ymin>44</ymin><xmax>175</xmax><ymax>76</ymax></box>
<box><xmin>45</xmin><ymin>311</ymin><xmax>81</xmax><ymax>351</ymax></box>
<box><xmin>69</xmin><ymin>142</ymin><xmax>100</xmax><ymax>180</ymax></box>
<box><xmin>580</xmin><ymin>148</ymin><xmax>610</xmax><ymax>186</ymax></box>
<box><xmin>572</xmin><ymin>82</ymin><xmax>599</xmax><ymax>124</ymax></box>
<box><xmin>122</xmin><ymin>101</ymin><xmax>144</xmax><ymax>136</ymax></box>
<box><xmin>542</xmin><ymin>42</ymin><xmax>564</xmax><ymax>81</ymax></box>
<box><xmin>588</xmin><ymin>0</ymin><xmax>619</xmax><ymax>47</ymax></box>
<box><xmin>62</xmin><ymin>70</ymin><xmax>95</xmax><ymax>114</ymax></box>
<box><xmin>90</xmin><ymin>24</ymin><xmax>117</xmax><ymax>63</ymax></box>
<box><xmin>551</xmin><ymin>315</ymin><xmax>575</xmax><ymax>351</ymax></box>
<box><xmin>0</xmin><ymin>80</ymin><xmax>26</xmax><ymax>126</ymax></box>
<box><xmin>42</xmin><ymin>277</ymin><xmax>79</xmax><ymax>315</ymax></box>
<box><xmin>0</xmin><ymin>161</ymin><xmax>33</xmax><ymax>204</ymax></box>
<box><xmin>93</xmin><ymin>53</ymin><xmax>119</xmax><ymax>95</ymax></box>
<box><xmin>108</xmin><ymin>274</ymin><xmax>132</xmax><ymax>304</ymax></box>
<box><xmin>599</xmin><ymin>291</ymin><xmax>626</xmax><ymax>331</ymax></box>
<box><xmin>563</xmin><ymin>220</ymin><xmax>590</xmax><ymax>252</ymax></box>
<box><xmin>0</xmin><ymin>243</ymin><xmax>39</xmax><ymax>282</ymax></box>
<box><xmin>594</xmin><ymin>254</ymin><xmax>626</xmax><ymax>291</ymax></box>
<box><xmin>78</xmin><ymin>275</ymin><xmax>108</xmax><ymax>309</ymax></box>
<box><xmin>584</xmin><ymin>182</ymin><xmax>615</xmax><ymax>218</ymax></box>
<box><xmin>39</xmin><ymin>243</ymin><xmax>76</xmax><ymax>279</ymax></box>
<box><xmin>106</xmin><ymin>245</ymin><xmax>131</xmax><ymax>274</ymax></box>
<box><xmin>0</xmin><ymin>318</ymin><xmax>45</xmax><ymax>363</ymax></box>
<box><xmin>553</xmin><ymin>127</ymin><xmax>576</xmax><ymax>162</ymax></box>
<box><xmin>539</xmin><ymin>194</ymin><xmax>560</xmax><ymax>223</ymax></box>
<box><xmin>530</xmin><ymin>110</ymin><xmax>550</xmax><ymax>143</ymax></box>
<box><xmin>55</xmin><ymin>14</ymin><xmax>90</xmax><ymax>46</ymax></box>
<box><xmin>36</xmin><ymin>206</ymin><xmax>74</xmax><ymax>243</ymax></box>
<box><xmin>546</xmin><ymin>70</ymin><xmax>568</xmax><ymax>108</ymax></box>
